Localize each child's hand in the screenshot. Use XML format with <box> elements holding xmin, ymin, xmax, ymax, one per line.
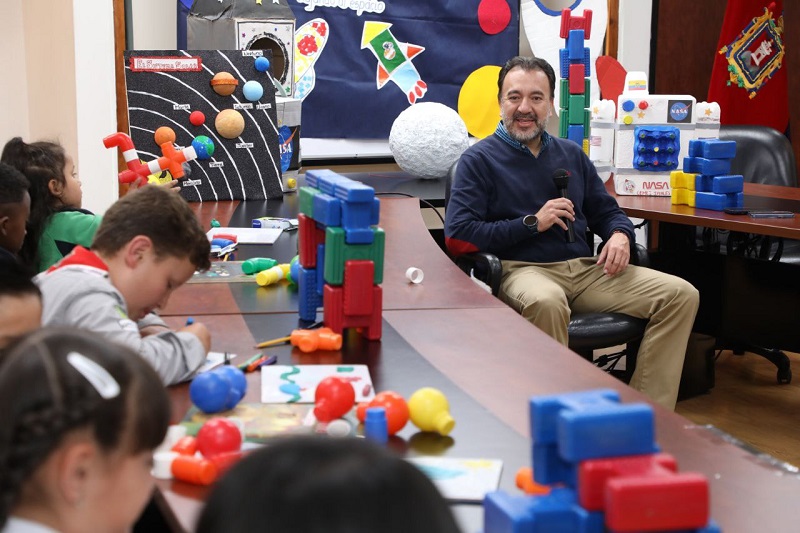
<box><xmin>181</xmin><ymin>322</ymin><xmax>211</xmax><ymax>352</ymax></box>
<box><xmin>128</xmin><ymin>176</ymin><xmax>146</xmax><ymax>190</ymax></box>
<box><xmin>160</xmin><ymin>179</ymin><xmax>181</xmax><ymax>192</ymax></box>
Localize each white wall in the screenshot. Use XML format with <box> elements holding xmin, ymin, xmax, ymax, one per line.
<box><xmin>0</xmin><ymin>0</ymin><xmax>117</xmax><ymax>214</ymax></box>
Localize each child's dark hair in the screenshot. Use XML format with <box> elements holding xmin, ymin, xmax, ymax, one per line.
<box><xmin>197</xmin><ymin>435</ymin><xmax>462</xmax><ymax>533</ymax></box>
<box><xmin>0</xmin><ymin>261</ymin><xmax>39</xmax><ymax>300</ymax></box>
<box><xmin>0</xmin><ymin>162</ymin><xmax>29</xmax><ymax>206</ymax></box>
<box><xmin>92</xmin><ymin>186</ymin><xmax>211</xmax><ymax>271</ymax></box>
<box><xmin>0</xmin><ymin>327</ymin><xmax>170</xmax><ymax>527</ymax></box>
<box><xmin>1</xmin><ymin>137</ymin><xmax>67</xmax><ymax>269</ymax></box>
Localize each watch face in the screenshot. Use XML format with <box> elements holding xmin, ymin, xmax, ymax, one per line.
<box><xmin>523</xmin><ymin>215</ymin><xmax>537</xmax><ymax>229</ymax></box>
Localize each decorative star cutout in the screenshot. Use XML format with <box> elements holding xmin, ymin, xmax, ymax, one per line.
<box><xmin>637</xmin><ymin>111</ymin><xmax>646</xmax><ymax>119</ymax></box>
<box><xmin>704</xmin><ymin>107</ymin><xmax>712</xmax><ymax>116</ymax></box>
<box><xmin>592</xmin><ymin>106</ymin><xmax>599</xmax><ymax>114</ymax></box>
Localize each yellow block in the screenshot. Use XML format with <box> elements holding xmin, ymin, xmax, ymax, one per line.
<box><xmin>582</xmin><ymin>139</ymin><xmax>589</xmax><ymax>156</ymax></box>
<box><xmin>670</xmin><ymin>188</ymin><xmax>696</xmax><ymax>207</ymax></box>
<box><xmin>670</xmin><ymin>170</ymin><xmax>697</xmax><ymax>190</ymax></box>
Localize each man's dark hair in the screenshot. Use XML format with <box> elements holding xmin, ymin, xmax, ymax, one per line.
<box><xmin>0</xmin><ymin>261</ymin><xmax>39</xmax><ymax>299</ymax></box>
<box><xmin>92</xmin><ymin>186</ymin><xmax>210</xmax><ymax>271</ymax></box>
<box><xmin>497</xmin><ymin>56</ymin><xmax>557</xmax><ymax>102</ymax></box>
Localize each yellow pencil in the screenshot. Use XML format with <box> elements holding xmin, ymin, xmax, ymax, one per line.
<box><xmin>255</xmin><ymin>335</ymin><xmax>291</xmax><ymax>349</ymax></box>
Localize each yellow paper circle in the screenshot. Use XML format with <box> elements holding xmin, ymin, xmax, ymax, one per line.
<box><xmin>458</xmin><ymin>65</ymin><xmax>502</xmax><ymax>139</ymax></box>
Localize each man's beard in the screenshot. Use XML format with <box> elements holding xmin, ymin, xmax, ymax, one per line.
<box><xmin>502</xmin><ymin>112</ymin><xmax>549</xmax><ymax>144</ymax></box>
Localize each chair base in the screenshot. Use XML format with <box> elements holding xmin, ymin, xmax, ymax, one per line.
<box><xmin>730</xmin><ymin>343</ymin><xmax>792</xmax><ymax>384</ymax></box>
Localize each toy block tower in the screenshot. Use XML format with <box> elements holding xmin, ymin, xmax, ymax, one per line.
<box><xmin>558</xmin><ymin>8</ymin><xmax>593</xmax><ymax>155</ymax></box>
<box><xmin>670</xmin><ymin>139</ymin><xmax>743</xmax><ymax>211</ymax></box>
<box><xmin>483</xmin><ymin>389</ymin><xmax>721</xmax><ymax>533</ymax></box>
<box><xmin>297</xmin><ymin>170</ymin><xmax>384</xmax><ymax>340</ymax></box>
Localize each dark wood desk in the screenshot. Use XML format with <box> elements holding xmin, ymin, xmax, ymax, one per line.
<box><xmin>155</xmin><ymin>193</ymin><xmax>800</xmax><ymax>532</ymax></box>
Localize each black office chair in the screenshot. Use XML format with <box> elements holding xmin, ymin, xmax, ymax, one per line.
<box><xmin>715</xmin><ymin>125</ymin><xmax>798</xmax><ymax>383</ymax></box>
<box><xmin>445</xmin><ymin>163</ymin><xmax>648</xmax><ymax>382</ymax></box>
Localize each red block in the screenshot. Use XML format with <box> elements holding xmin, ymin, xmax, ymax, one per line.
<box><xmin>578</xmin><ymin>453</ymin><xmax>709</xmax><ymax>531</ymax></box>
<box><xmin>560</xmin><ymin>8</ymin><xmax>592</xmax><ymax>39</ymax></box>
<box><xmin>569</xmin><ymin>64</ymin><xmax>585</xmax><ymax>94</ymax></box>
<box><xmin>344</xmin><ymin>260</ymin><xmax>374</xmax><ymax>316</ymax></box>
<box><xmin>298</xmin><ymin>213</ymin><xmax>325</xmax><ymax>268</ymax></box>
<box><xmin>324</xmin><ymin>284</ymin><xmax>382</xmax><ymax>340</ymax></box>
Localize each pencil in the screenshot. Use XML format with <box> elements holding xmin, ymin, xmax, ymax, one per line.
<box><xmin>236</xmin><ymin>353</ymin><xmax>263</xmax><ymax>371</ymax></box>
<box><xmin>255</xmin><ymin>335</ymin><xmax>291</xmax><ymax>349</ymax></box>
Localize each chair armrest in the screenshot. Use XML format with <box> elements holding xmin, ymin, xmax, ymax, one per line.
<box><xmin>454</xmin><ymin>252</ymin><xmax>503</xmax><ymax>296</ymax></box>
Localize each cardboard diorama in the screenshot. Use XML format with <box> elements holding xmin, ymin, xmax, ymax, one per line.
<box><xmin>124</xmin><ymin>49</ymin><xmax>290</xmax><ymax>201</ymax></box>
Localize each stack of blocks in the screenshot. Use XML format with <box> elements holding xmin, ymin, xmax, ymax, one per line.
<box><xmin>297</xmin><ymin>169</ymin><xmax>384</xmax><ymax>340</ymax></box>
<box><xmin>483</xmin><ymin>389</ymin><xmax>721</xmax><ymax>533</ymax></box>
<box><xmin>670</xmin><ymin>139</ymin><xmax>743</xmax><ymax>211</ymax></box>
<box><xmin>558</xmin><ymin>8</ymin><xmax>593</xmax><ymax>155</ymax></box>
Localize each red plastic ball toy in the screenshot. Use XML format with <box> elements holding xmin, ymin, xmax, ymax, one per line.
<box><xmin>196</xmin><ymin>418</ymin><xmax>242</xmax><ymax>458</ymax></box>
<box><xmin>189</xmin><ymin>110</ymin><xmax>206</xmax><ymax>126</ymax></box>
<box><xmin>313</xmin><ymin>376</ymin><xmax>355</xmax><ymax>422</ymax></box>
<box><xmin>368</xmin><ymin>391</ymin><xmax>409</xmax><ymax>435</ymax></box>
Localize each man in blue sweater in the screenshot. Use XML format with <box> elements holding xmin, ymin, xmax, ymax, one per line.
<box><xmin>445</xmin><ymin>56</ymin><xmax>699</xmax><ymax>410</ymax></box>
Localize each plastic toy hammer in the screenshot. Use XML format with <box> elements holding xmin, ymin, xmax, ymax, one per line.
<box><xmin>290</xmin><ymin>327</ymin><xmax>342</xmax><ymax>353</ymax></box>
<box><xmin>103</xmin><ymin>132</ymin><xmax>197</xmax><ymax>183</ymax></box>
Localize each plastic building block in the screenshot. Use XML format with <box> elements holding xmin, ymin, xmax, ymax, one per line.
<box><xmin>343</xmin><ymin>260</ymin><xmax>375</xmax><ymax>316</ymax></box>
<box><xmin>324</xmin><ymin>284</ymin><xmax>382</xmax><ymax>340</ymax></box>
<box><xmin>670</xmin><ymin>170</ymin><xmax>697</xmax><ymax>190</ymax></box>
<box><xmin>559</xmin><ymin>48</ymin><xmax>570</xmax><ymax>79</ymax></box>
<box><xmin>341</xmin><ymin>198</ymin><xmax>380</xmax><ymax>244</ymax></box>
<box><xmin>683</xmin><ymin>157</ymin><xmax>732</xmax><ymax>176</ymax></box>
<box><xmin>567</xmin><ymin>125</ymin><xmax>585</xmax><ymax>146</ymax></box>
<box><xmin>671</xmin><ymin>188</ymin><xmax>696</xmax><ymax>207</ymax></box>
<box><xmin>297</xmin><ymin>214</ymin><xmax>326</xmax><ymax>269</ymax></box>
<box><xmin>688</xmin><ymin>138</ymin><xmax>737</xmax><ymax>160</ymax></box>
<box><xmin>569</xmin><ymin>95</ymin><xmax>585</xmax><ymax>124</ymax></box>
<box><xmin>324</xmin><ymin>226</ymin><xmax>385</xmax><ymax>286</ymax></box>
<box><xmin>298</xmin><ymin>186</ymin><xmax>318</xmax><ymax>219</ymax></box>
<box><xmin>695</xmin><ymin>191</ymin><xmax>743</xmax><ymax>211</ymax></box>
<box><xmin>560</xmin><ymin>8</ymin><xmax>592</xmax><ymax>39</ymax></box>
<box><xmin>483</xmin><ymin>488</ymin><xmax>601</xmax><ymax>533</ymax></box>
<box><xmin>532</xmin><ymin>441</ymin><xmax>577</xmax><ymax>486</ymax></box>
<box><xmin>710</xmin><ymin>174</ymin><xmax>744</xmax><ymax>194</ymax></box>
<box><xmin>633</xmin><ymin>126</ymin><xmax>680</xmax><ymax>171</ymax></box>
<box><xmin>297</xmin><ymin>266</ymin><xmax>323</xmax><ymax>321</ymax></box>
<box><xmin>311</xmin><ymin>191</ymin><xmax>342</xmax><ymax>227</ymax></box>
<box><xmin>567</xmin><ymin>30</ymin><xmax>585</xmax><ymax>61</ymax></box>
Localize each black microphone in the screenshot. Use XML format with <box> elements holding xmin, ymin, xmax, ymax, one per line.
<box><xmin>552</xmin><ymin>168</ymin><xmax>575</xmax><ymax>243</ymax></box>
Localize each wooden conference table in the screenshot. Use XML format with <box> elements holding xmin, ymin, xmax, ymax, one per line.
<box><xmin>157</xmin><ymin>191</ymin><xmax>800</xmax><ymax>532</ymax></box>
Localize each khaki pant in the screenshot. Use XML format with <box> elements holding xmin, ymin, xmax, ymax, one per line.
<box><xmin>499</xmin><ymin>257</ymin><xmax>699</xmax><ymax>410</ymax></box>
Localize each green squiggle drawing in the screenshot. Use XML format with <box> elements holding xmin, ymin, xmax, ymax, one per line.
<box><xmin>279</xmin><ymin>366</ymin><xmax>302</xmax><ymax>403</ymax></box>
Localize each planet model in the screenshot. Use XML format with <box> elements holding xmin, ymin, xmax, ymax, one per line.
<box><xmin>191</xmin><ymin>135</ymin><xmax>215</xmax><ymax>160</ymax></box>
<box><xmin>254</xmin><ymin>56</ymin><xmax>271</xmax><ymax>73</ymax></box>
<box><xmin>210</xmin><ymin>72</ymin><xmax>239</xmax><ymax>96</ymax></box>
<box><xmin>189</xmin><ymin>110</ymin><xmax>206</xmax><ymax>126</ymax></box>
<box><xmin>154</xmin><ymin>126</ymin><xmax>176</xmax><ymax>146</ymax></box>
<box><xmin>214</xmin><ymin>109</ymin><xmax>245</xmax><ymax>139</ymax></box>
<box><xmin>242</xmin><ymin>80</ymin><xmax>264</xmax><ymax>102</ymax></box>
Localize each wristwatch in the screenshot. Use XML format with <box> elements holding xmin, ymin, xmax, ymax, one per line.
<box><xmin>522</xmin><ymin>214</ymin><xmax>539</xmax><ymax>234</ymax></box>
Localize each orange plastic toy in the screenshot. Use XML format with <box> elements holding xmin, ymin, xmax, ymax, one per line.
<box><xmin>290</xmin><ymin>327</ymin><xmax>342</xmax><ymax>353</ymax></box>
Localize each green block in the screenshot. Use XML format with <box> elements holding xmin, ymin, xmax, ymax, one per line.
<box><xmin>583</xmin><ymin>108</ymin><xmax>591</xmax><ymax>133</ymax></box>
<box><xmin>559</xmin><ymin>110</ymin><xmax>569</xmax><ymax>137</ymax></box>
<box><xmin>584</xmin><ymin>78</ymin><xmax>592</xmax><ymax>107</ymax></box>
<box><xmin>324</xmin><ymin>226</ymin><xmax>385</xmax><ymax>285</ymax></box>
<box><xmin>569</xmin><ymin>95</ymin><xmax>585</xmax><ymax>124</ymax></box>
<box><xmin>298</xmin><ymin>187</ymin><xmax>318</xmax><ymax>218</ymax></box>
<box><xmin>560</xmin><ymin>78</ymin><xmax>570</xmax><ymax>105</ymax></box>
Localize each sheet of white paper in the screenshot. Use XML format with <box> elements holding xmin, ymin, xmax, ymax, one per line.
<box><xmin>261</xmin><ymin>364</ymin><xmax>375</xmax><ymax>403</ymax></box>
<box><xmin>207</xmin><ymin>227</ymin><xmax>283</xmax><ymax>245</ymax></box>
<box><xmin>195</xmin><ymin>351</ymin><xmax>230</xmax><ymax>374</ymax></box>
<box><xmin>407</xmin><ymin>457</ymin><xmax>503</xmax><ymax>503</ymax></box>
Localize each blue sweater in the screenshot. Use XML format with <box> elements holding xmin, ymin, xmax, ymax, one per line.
<box><xmin>445</xmin><ymin>127</ymin><xmax>634</xmax><ymax>263</ymax></box>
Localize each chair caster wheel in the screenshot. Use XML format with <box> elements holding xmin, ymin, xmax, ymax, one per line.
<box><xmin>777</xmin><ymin>367</ymin><xmax>792</xmax><ymax>385</ymax></box>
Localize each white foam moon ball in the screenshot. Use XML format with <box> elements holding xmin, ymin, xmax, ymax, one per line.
<box><xmin>389</xmin><ymin>102</ymin><xmax>470</xmax><ymax>180</ymax></box>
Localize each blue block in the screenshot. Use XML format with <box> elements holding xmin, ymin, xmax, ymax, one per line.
<box><xmin>333</xmin><ymin>177</ymin><xmax>375</xmax><ymax>203</ymax></box>
<box><xmin>559</xmin><ymin>48</ymin><xmax>570</xmax><ymax>78</ymax></box>
<box><xmin>483</xmin><ymin>488</ymin><xmax>591</xmax><ymax>533</ymax></box>
<box><xmin>557</xmin><ymin>403</ymin><xmax>658</xmax><ymax>461</ymax></box>
<box><xmin>711</xmin><ymin>174</ymin><xmax>744</xmax><ymax>194</ymax></box>
<box><xmin>633</xmin><ymin>126</ymin><xmax>680</xmax><ymax>172</ymax></box>
<box><xmin>316</xmin><ymin>244</ymin><xmax>325</xmax><ymax>294</ymax></box>
<box><xmin>305</xmin><ymin>168</ymin><xmax>340</xmax><ymax>190</ymax></box>
<box><xmin>341</xmin><ymin>201</ymin><xmax>378</xmax><ymax>243</ymax></box>
<box><xmin>297</xmin><ymin>266</ymin><xmax>323</xmax><ymax>321</ymax></box>
<box><xmin>567</xmin><ymin>29</ymin><xmax>584</xmax><ymax>61</ymax></box>
<box><xmin>567</xmin><ymin>125</ymin><xmax>584</xmax><ymax>146</ymax></box>
<box><xmin>695</xmin><ymin>174</ymin><xmax>713</xmax><ymax>192</ymax></box>
<box><xmin>683</xmin><ymin>157</ymin><xmax>731</xmax><ymax>176</ymax></box>
<box><xmin>532</xmin><ymin>442</ymin><xmax>576</xmax><ymax>486</ymax></box>
<box><xmin>530</xmin><ymin>389</ymin><xmax>619</xmax><ymax>444</ymax></box>
<box><xmin>583</xmin><ymin>48</ymin><xmax>591</xmax><ymax>76</ymax></box>
<box><xmin>695</xmin><ymin>191</ymin><xmax>743</xmax><ymax>211</ymax></box>
<box><xmin>688</xmin><ymin>138</ymin><xmax>737</xmax><ymax>160</ymax></box>
<box><xmin>312</xmin><ymin>191</ymin><xmax>341</xmax><ymax>227</ymax></box>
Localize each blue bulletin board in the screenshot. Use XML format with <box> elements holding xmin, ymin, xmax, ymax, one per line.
<box><xmin>288</xmin><ymin>0</ymin><xmax>519</xmax><ymax>139</ymax></box>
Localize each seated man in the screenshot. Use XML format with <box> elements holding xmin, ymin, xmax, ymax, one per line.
<box><xmin>445</xmin><ymin>56</ymin><xmax>699</xmax><ymax>410</ymax></box>
<box><xmin>36</xmin><ymin>186</ymin><xmax>212</xmax><ymax>385</ymax></box>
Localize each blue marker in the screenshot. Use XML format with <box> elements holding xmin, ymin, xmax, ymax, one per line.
<box><xmin>185</xmin><ymin>317</ymin><xmax>195</xmax><ymax>326</ymax></box>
